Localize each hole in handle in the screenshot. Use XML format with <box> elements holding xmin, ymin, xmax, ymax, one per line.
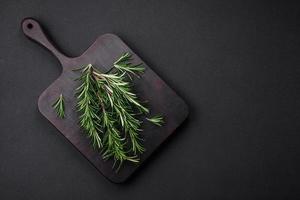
<box><xmin>27</xmin><ymin>23</ymin><xmax>33</xmax><ymax>29</ymax></box>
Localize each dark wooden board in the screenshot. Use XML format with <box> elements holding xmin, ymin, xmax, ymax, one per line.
<box><xmin>21</xmin><ymin>18</ymin><xmax>189</xmax><ymax>183</ymax></box>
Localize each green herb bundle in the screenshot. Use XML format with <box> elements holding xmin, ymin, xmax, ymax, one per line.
<box><xmin>74</xmin><ymin>53</ymin><xmax>163</xmax><ymax>169</ymax></box>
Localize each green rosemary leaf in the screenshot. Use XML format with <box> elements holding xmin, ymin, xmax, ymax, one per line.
<box><xmin>52</xmin><ymin>94</ymin><xmax>65</xmax><ymax>118</ymax></box>
<box><xmin>113</xmin><ymin>52</ymin><xmax>131</xmax><ymax>65</ymax></box>
<box><xmin>146</xmin><ymin>115</ymin><xmax>164</xmax><ymax>126</ymax></box>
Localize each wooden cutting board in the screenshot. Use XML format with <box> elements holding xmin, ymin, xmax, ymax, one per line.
<box><xmin>21</xmin><ymin>18</ymin><xmax>189</xmax><ymax>183</ymax></box>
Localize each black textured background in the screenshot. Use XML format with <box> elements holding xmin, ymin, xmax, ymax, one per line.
<box><xmin>0</xmin><ymin>0</ymin><xmax>299</xmax><ymax>199</ymax></box>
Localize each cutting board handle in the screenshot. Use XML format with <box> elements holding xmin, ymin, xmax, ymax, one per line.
<box><xmin>21</xmin><ymin>18</ymin><xmax>70</xmax><ymax>65</ymax></box>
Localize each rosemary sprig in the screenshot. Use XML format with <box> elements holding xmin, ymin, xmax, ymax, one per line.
<box><xmin>52</xmin><ymin>94</ymin><xmax>65</xmax><ymax>118</ymax></box>
<box><xmin>146</xmin><ymin>115</ymin><xmax>164</xmax><ymax>126</ymax></box>
<box><xmin>75</xmin><ymin>53</ymin><xmax>164</xmax><ymax>169</ymax></box>
<box><xmin>113</xmin><ymin>52</ymin><xmax>145</xmax><ymax>77</ymax></box>
<box><xmin>75</xmin><ymin>64</ymin><xmax>102</xmax><ymax>149</ymax></box>
<box><xmin>94</xmin><ymin>70</ymin><xmax>146</xmax><ymax>155</ymax></box>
